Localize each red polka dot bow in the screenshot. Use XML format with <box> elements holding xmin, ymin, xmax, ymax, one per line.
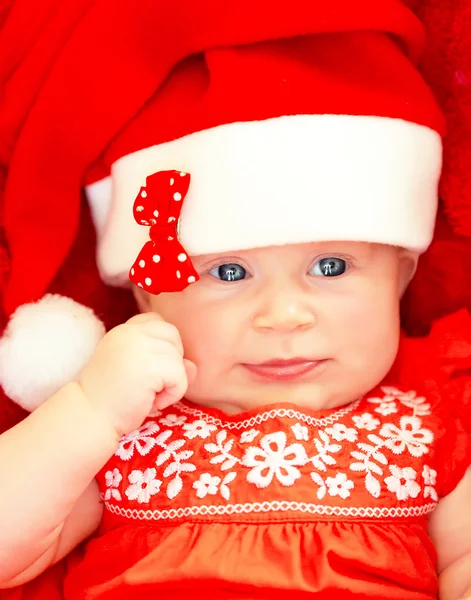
<box><xmin>129</xmin><ymin>170</ymin><xmax>199</xmax><ymax>294</ymax></box>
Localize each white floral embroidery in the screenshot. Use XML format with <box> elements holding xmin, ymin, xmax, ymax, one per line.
<box><xmin>125</xmin><ymin>468</ymin><xmax>162</xmax><ymax>503</ymax></box>
<box><xmin>310</xmin><ymin>472</ymin><xmax>327</xmax><ymax>499</ymax></box>
<box><xmin>192</xmin><ymin>472</ymin><xmax>237</xmax><ymax>500</ymax></box>
<box><xmin>154</xmin><ymin>430</ymin><xmax>196</xmax><ymax>499</ymax></box>
<box><xmin>219</xmin><ymin>472</ymin><xmax>237</xmax><ymax>500</ymax></box>
<box><xmin>381</xmin><ymin>386</ymin><xmax>431</xmax><ymax>417</ymax></box>
<box><xmin>379</xmin><ymin>416</ymin><xmax>433</xmax><ymax>458</ymax></box>
<box><xmin>204</xmin><ymin>430</ymin><xmax>239</xmax><ymax>470</ymax></box>
<box><xmin>369</xmin><ymin>399</ymin><xmax>398</xmax><ymax>416</ymax></box>
<box><xmin>352</xmin><ymin>413</ymin><xmax>380</xmax><ymax>431</ymax></box>
<box><xmin>193</xmin><ymin>473</ymin><xmax>221</xmax><ymax>498</ymax></box>
<box><xmin>325</xmin><ymin>473</ymin><xmax>354</xmax><ymax>499</ymax></box>
<box><xmin>242</xmin><ymin>431</ymin><xmax>308</xmax><ymax>488</ymax></box>
<box><xmin>311</xmin><ymin>431</ymin><xmax>341</xmax><ymax>472</ymax></box>
<box><xmin>115</xmin><ymin>422</ymin><xmax>159</xmax><ymax>460</ymax></box>
<box><xmin>385</xmin><ymin>465</ymin><xmax>420</xmax><ymax>501</ymax></box>
<box><xmin>325</xmin><ymin>423</ymin><xmax>358</xmax><ymax>442</ymax></box>
<box><xmin>148</xmin><ymin>409</ymin><xmax>162</xmax><ymax>418</ymax></box>
<box><xmin>240</xmin><ymin>429</ymin><xmax>260</xmax><ymax>443</ymax></box>
<box><xmin>422</xmin><ymin>465</ymin><xmax>438</xmax><ymax>501</ymax></box>
<box><xmin>103</xmin><ymin>386</ymin><xmax>439</xmax><ymax>509</ymax></box>
<box><xmin>350</xmin><ymin>434</ymin><xmax>388</xmax><ymax>498</ymax></box>
<box><xmin>291</xmin><ymin>423</ymin><xmax>309</xmax><ymax>441</ymax></box>
<box><xmin>104</xmin><ymin>468</ymin><xmax>122</xmax><ymax>501</ymax></box>
<box><xmin>183</xmin><ymin>419</ymin><xmax>217</xmax><ymax>439</ymax></box>
<box><xmin>159</xmin><ymin>414</ymin><xmax>187</xmax><ymax>427</ymax></box>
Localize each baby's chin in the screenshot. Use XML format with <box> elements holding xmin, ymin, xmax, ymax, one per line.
<box><xmin>184</xmin><ymin>381</ymin><xmax>364</xmax><ymax>415</ymax></box>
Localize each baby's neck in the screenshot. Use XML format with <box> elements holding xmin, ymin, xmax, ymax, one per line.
<box><xmin>186</xmin><ymin>394</ymin><xmax>360</xmax><ymax>417</ymax></box>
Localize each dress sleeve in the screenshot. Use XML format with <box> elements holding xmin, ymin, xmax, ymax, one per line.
<box><xmin>393</xmin><ymin>310</ymin><xmax>471</xmax><ymax>433</ymax></box>
<box><xmin>436</xmin><ymin>412</ymin><xmax>471</xmax><ymax>499</ymax></box>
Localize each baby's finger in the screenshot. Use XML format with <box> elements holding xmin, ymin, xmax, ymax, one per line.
<box><xmin>126</xmin><ymin>312</ymin><xmax>165</xmax><ymax>326</ymax></box>
<box><xmin>154</xmin><ymin>360</ymin><xmax>196</xmax><ymax>410</ymax></box>
<box><xmin>143</xmin><ymin>322</ymin><xmax>184</xmax><ymax>356</ymax></box>
<box><xmin>148</xmin><ymin>338</ymin><xmax>185</xmax><ymax>361</ymax></box>
<box><xmin>151</xmin><ymin>356</ymin><xmax>189</xmax><ymax>410</ymax></box>
<box><xmin>183</xmin><ymin>359</ymin><xmax>197</xmax><ymax>385</ymax></box>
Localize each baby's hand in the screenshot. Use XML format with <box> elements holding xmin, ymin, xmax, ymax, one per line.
<box><xmin>78</xmin><ymin>313</ymin><xmax>196</xmax><ymax>437</ymax></box>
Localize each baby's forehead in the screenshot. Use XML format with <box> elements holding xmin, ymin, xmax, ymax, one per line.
<box><xmin>190</xmin><ymin>241</ymin><xmax>383</xmax><ymax>262</ymax></box>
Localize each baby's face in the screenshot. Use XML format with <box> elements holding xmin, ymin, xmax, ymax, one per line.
<box><xmin>134</xmin><ymin>242</ymin><xmax>417</xmax><ymax>414</ymax></box>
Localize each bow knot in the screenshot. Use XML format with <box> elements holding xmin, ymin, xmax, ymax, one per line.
<box><xmin>129</xmin><ymin>171</ymin><xmax>199</xmax><ymax>294</ymax></box>
<box><xmin>149</xmin><ymin>219</ymin><xmax>178</xmax><ymax>242</ymax></box>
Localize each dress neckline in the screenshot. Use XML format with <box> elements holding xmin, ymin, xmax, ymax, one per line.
<box><xmin>177</xmin><ymin>397</ymin><xmax>363</xmax><ymax>428</ymax></box>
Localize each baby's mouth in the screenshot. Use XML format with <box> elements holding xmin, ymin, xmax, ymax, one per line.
<box><xmin>241</xmin><ymin>358</ymin><xmax>328</xmax><ymax>381</ymax></box>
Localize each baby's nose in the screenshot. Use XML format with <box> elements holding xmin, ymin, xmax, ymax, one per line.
<box><xmin>253</xmin><ymin>290</ymin><xmax>316</xmax><ymax>333</ymax></box>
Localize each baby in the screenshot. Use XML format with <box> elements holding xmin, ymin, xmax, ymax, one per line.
<box><xmin>0</xmin><ymin>1</ymin><xmax>470</xmax><ymax>599</ymax></box>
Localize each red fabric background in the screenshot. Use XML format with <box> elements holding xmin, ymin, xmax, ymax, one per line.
<box><xmin>0</xmin><ymin>2</ymin><xmax>469</xmax><ymax>597</ymax></box>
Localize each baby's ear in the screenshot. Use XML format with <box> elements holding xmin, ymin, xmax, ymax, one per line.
<box><xmin>132</xmin><ymin>284</ymin><xmax>152</xmax><ymax>313</ymax></box>
<box><xmin>398</xmin><ymin>249</ymin><xmax>419</xmax><ymax>297</ymax></box>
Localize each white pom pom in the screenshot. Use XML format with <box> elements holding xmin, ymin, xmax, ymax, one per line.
<box><xmin>0</xmin><ymin>294</ymin><xmax>106</xmax><ymax>411</ymax></box>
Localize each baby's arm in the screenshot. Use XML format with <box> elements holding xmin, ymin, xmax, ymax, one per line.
<box><xmin>0</xmin><ymin>382</ymin><xmax>118</xmax><ymax>587</ymax></box>
<box><xmin>0</xmin><ymin>313</ymin><xmax>194</xmax><ymax>588</ymax></box>
<box><xmin>428</xmin><ymin>468</ymin><xmax>471</xmax><ymax>600</ymax></box>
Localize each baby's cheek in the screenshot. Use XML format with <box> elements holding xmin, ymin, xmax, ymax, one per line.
<box><xmin>179</xmin><ymin>312</ymin><xmax>229</xmax><ymax>363</ymax></box>
<box><xmin>333</xmin><ymin>288</ymin><xmax>399</xmax><ymax>352</ymax></box>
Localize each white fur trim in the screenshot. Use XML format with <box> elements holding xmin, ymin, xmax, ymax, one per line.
<box><xmin>86</xmin><ymin>176</ymin><xmax>112</xmax><ymax>239</ymax></box>
<box><xmin>0</xmin><ymin>295</ymin><xmax>105</xmax><ymax>411</ymax></box>
<box><xmin>85</xmin><ymin>115</ymin><xmax>442</xmax><ymax>286</ymax></box>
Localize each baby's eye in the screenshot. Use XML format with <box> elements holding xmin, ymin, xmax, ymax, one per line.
<box><xmin>209</xmin><ymin>263</ymin><xmax>247</xmax><ymax>282</ymax></box>
<box><xmin>310</xmin><ymin>257</ymin><xmax>347</xmax><ymax>277</ymax></box>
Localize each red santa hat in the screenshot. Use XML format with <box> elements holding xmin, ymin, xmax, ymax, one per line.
<box><xmin>0</xmin><ymin>0</ymin><xmax>444</xmax><ymax>410</ymax></box>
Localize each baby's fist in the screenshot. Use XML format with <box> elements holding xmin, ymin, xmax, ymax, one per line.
<box><xmin>79</xmin><ymin>313</ymin><xmax>196</xmax><ymax>437</ymax></box>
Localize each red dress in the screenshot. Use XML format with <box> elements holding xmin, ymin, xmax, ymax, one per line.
<box><xmin>62</xmin><ymin>384</ymin><xmax>471</xmax><ymax>599</ymax></box>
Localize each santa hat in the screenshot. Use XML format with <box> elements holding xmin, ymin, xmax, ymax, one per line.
<box><xmin>0</xmin><ymin>0</ymin><xmax>444</xmax><ymax>410</ymax></box>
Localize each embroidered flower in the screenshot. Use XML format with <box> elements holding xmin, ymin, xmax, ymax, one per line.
<box><xmin>367</xmin><ymin>395</ymin><xmax>398</xmax><ymax>416</ymax></box>
<box><xmin>352</xmin><ymin>413</ymin><xmax>380</xmax><ymax>431</ymax></box>
<box><xmin>422</xmin><ymin>465</ymin><xmax>438</xmax><ymax>501</ymax></box>
<box><xmin>125</xmin><ymin>468</ymin><xmax>162</xmax><ymax>503</ymax></box>
<box><xmin>159</xmin><ymin>414</ymin><xmax>187</xmax><ymax>427</ymax></box>
<box><xmin>148</xmin><ymin>409</ymin><xmax>162</xmax><ymax>418</ymax></box>
<box><xmin>153</xmin><ymin>431</ymin><xmax>196</xmax><ymax>499</ymax></box>
<box><xmin>375</xmin><ymin>402</ymin><xmax>397</xmax><ymax>416</ymax></box>
<box><xmin>385</xmin><ymin>465</ymin><xmax>420</xmax><ymax>501</ymax></box>
<box><xmin>325</xmin><ymin>423</ymin><xmax>357</xmax><ymax>442</ymax></box>
<box><xmin>193</xmin><ymin>473</ymin><xmax>221</xmax><ymax>498</ymax></box>
<box><xmin>240</xmin><ymin>429</ymin><xmax>260</xmax><ymax>443</ymax></box>
<box><xmin>204</xmin><ymin>430</ymin><xmax>238</xmax><ymax>470</ymax></box>
<box><xmin>291</xmin><ymin>423</ymin><xmax>309</xmax><ymax>441</ymax></box>
<box><xmin>380</xmin><ymin>416</ymin><xmax>433</xmax><ymax>458</ymax></box>
<box><xmin>183</xmin><ymin>419</ymin><xmax>217</xmax><ymax>439</ymax></box>
<box><xmin>311</xmin><ymin>431</ymin><xmax>341</xmax><ymax>471</ymax></box>
<box><xmin>104</xmin><ymin>468</ymin><xmax>122</xmax><ymax>501</ymax></box>
<box><xmin>381</xmin><ymin>386</ymin><xmax>412</xmax><ymax>399</ymax></box>
<box><xmin>242</xmin><ymin>431</ymin><xmax>308</xmax><ymax>488</ymax></box>
<box><xmin>325</xmin><ymin>473</ymin><xmax>354</xmax><ymax>499</ymax></box>
<box><xmin>192</xmin><ymin>472</ymin><xmax>236</xmax><ymax>500</ymax></box>
<box><xmin>115</xmin><ymin>421</ymin><xmax>159</xmax><ymax>460</ymax></box>
<box><xmin>381</xmin><ymin>387</ymin><xmax>431</xmax><ymax>416</ymax></box>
